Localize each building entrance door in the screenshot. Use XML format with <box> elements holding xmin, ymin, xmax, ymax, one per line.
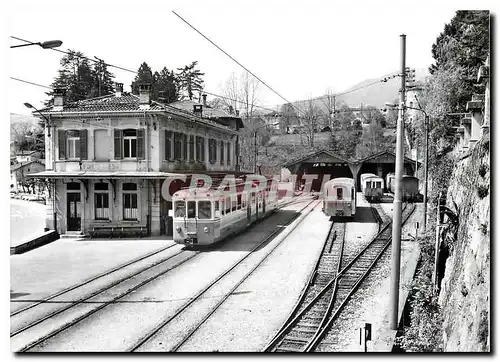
<box><xmin>67</xmin><ymin>192</ymin><xmax>81</xmax><ymax>231</ymax></box>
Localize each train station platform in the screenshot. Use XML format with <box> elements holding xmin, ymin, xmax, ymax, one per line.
<box><xmin>10</xmin><ymin>238</ymin><xmax>175</xmax><ymax>303</ymax></box>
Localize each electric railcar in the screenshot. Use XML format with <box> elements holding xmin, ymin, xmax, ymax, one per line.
<box><xmin>388</xmin><ymin>175</ymin><xmax>420</xmax><ymax>202</ymax></box>
<box><xmin>170</xmin><ymin>179</ymin><xmax>278</xmax><ymax>246</ymax></box>
<box><xmin>360</xmin><ymin>173</ymin><xmax>384</xmax><ymax>202</ymax></box>
<box><xmin>386</xmin><ymin>172</ymin><xmax>395</xmax><ymax>193</ymax></box>
<box><xmin>322</xmin><ymin>177</ymin><xmax>356</xmax><ymax>217</ymax></box>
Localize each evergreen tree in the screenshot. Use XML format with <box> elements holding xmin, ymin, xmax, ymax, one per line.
<box><xmin>90</xmin><ymin>59</ymin><xmax>115</xmax><ymax>97</ymax></box>
<box><xmin>176</xmin><ymin>61</ymin><xmax>205</xmax><ymax>100</ymax></box>
<box><xmin>45</xmin><ymin>50</ymin><xmax>94</xmax><ymax>106</ymax></box>
<box><xmin>154</xmin><ymin>67</ymin><xmax>179</xmax><ymax>103</ymax></box>
<box><xmin>131</xmin><ymin>62</ymin><xmax>155</xmax><ymax>95</ymax></box>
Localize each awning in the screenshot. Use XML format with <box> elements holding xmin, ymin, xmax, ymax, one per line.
<box><xmin>27</xmin><ymin>171</ymin><xmax>185</xmax><ymax>179</ymax></box>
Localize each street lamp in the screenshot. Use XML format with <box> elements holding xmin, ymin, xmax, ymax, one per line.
<box><xmin>10</xmin><ymin>40</ymin><xmax>63</xmax><ymax>49</ymax></box>
<box><xmin>254</xmin><ymin>122</ymin><xmax>279</xmax><ymax>174</ymax></box>
<box><xmin>24</xmin><ymin>102</ymin><xmax>51</xmax><ymax>137</ymax></box>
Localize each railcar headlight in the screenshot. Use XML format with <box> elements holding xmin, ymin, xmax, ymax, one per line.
<box><xmin>176</xmin><ymin>226</ymin><xmax>182</xmax><ymax>233</ymax></box>
<box><xmin>203</xmin><ymin>227</ymin><xmax>210</xmax><ymax>233</ymax></box>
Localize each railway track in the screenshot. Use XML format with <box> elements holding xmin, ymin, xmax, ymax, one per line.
<box><xmin>264</xmin><ymin>203</ymin><xmax>416</xmax><ymax>352</ymax></box>
<box><xmin>10</xmin><ymin>243</ymin><xmax>179</xmax><ymax>317</ymax></box>
<box><xmin>12</xmin><ymin>198</ymin><xmax>318</xmax><ymax>352</ymax></box>
<box><xmin>130</xmin><ymin>198</ymin><xmax>319</xmax><ymax>352</ymax></box>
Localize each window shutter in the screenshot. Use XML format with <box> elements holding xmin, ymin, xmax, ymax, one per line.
<box><xmin>58</xmin><ymin>130</ymin><xmax>66</xmax><ymax>159</ymax></box>
<box><xmin>183</xmin><ymin>134</ymin><xmax>188</xmax><ymax>160</ymax></box>
<box><xmin>220</xmin><ymin>140</ymin><xmax>224</xmax><ymax>164</ymax></box>
<box><xmin>114</xmin><ymin>129</ymin><xmax>122</xmax><ymax>159</ymax></box>
<box><xmin>137</xmin><ymin>129</ymin><xmax>145</xmax><ymax>160</ymax></box>
<box><xmin>79</xmin><ymin>129</ymin><xmax>88</xmax><ymax>160</ymax></box>
<box><xmin>165</xmin><ymin>130</ymin><xmax>172</xmax><ymax>160</ymax></box>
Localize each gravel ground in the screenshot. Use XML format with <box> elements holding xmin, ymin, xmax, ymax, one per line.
<box><xmin>18</xmin><ymin>200</ymin><xmax>316</xmax><ymax>352</ymax></box>
<box><xmin>316</xmin><ymin>203</ymin><xmax>423</xmax><ymax>352</ymax></box>
<box><xmin>174</xmin><ymin>204</ymin><xmax>330</xmax><ymax>352</ymax></box>
<box><xmin>11</xmin><ymin>239</ymin><xmax>173</xmax><ymax>303</ymax></box>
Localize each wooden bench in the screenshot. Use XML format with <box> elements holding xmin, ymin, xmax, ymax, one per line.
<box><xmin>89</xmin><ymin>225</ymin><xmax>147</xmax><ymax>239</ymax></box>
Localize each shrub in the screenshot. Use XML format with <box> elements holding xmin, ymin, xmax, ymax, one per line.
<box><xmin>477</xmin><ymin>184</ymin><xmax>489</xmax><ymax>199</ymax></box>
<box><xmin>478</xmin><ymin>164</ymin><xmax>488</xmax><ymax>178</ymax></box>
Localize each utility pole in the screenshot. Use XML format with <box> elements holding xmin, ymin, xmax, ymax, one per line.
<box><xmin>390</xmin><ymin>34</ymin><xmax>406</xmax><ymax>330</ymax></box>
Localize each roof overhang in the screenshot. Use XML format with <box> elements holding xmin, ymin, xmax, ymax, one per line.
<box><xmin>27</xmin><ymin>171</ymin><xmax>184</xmax><ymax>179</ymax></box>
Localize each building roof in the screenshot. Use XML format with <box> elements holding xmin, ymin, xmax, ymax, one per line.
<box><xmin>283</xmin><ymin>149</ymin><xmax>350</xmax><ymax>168</ymax></box>
<box><xmin>10</xmin><ymin>159</ymin><xmax>45</xmax><ymax>172</ymax></box>
<box><xmin>354</xmin><ymin>149</ymin><xmax>420</xmax><ymax>165</ymax></box>
<box><xmin>170</xmin><ymin>100</ymin><xmax>244</xmax><ymax>128</ymax></box>
<box><xmin>35</xmin><ymin>93</ymin><xmax>237</xmax><ymax>134</ymax></box>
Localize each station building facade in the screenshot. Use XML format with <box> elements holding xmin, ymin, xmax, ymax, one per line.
<box><xmin>30</xmin><ymin>84</ymin><xmax>243</xmax><ymax>237</ymax></box>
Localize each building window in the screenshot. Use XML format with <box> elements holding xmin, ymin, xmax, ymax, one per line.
<box><xmin>226</xmin><ymin>142</ymin><xmax>231</xmax><ymax>166</ymax></box>
<box><xmin>174</xmin><ymin>132</ymin><xmax>182</xmax><ymax>160</ymax></box>
<box><xmin>94</xmin><ymin>182</ymin><xmax>109</xmax><ymax>220</ymax></box>
<box><xmin>123</xmin><ymin>129</ymin><xmax>137</xmax><ymax>158</ymax></box>
<box><xmin>67</xmin><ymin>130</ymin><xmax>81</xmax><ymax>159</ymax></box>
<box><xmin>165</xmin><ymin>130</ymin><xmax>173</xmax><ymax>160</ymax></box>
<box><xmin>196</xmin><ymin>136</ymin><xmax>205</xmax><ymax>162</ymax></box>
<box><xmin>189</xmin><ymin>135</ymin><xmax>195</xmax><ymax>162</ymax></box>
<box><xmin>123</xmin><ymin>182</ymin><xmax>138</xmax><ymax>220</ymax></box>
<box><xmin>67</xmin><ymin>182</ymin><xmax>80</xmax><ymax>190</ymax></box>
<box><xmin>208</xmin><ymin>139</ymin><xmax>217</xmax><ymax>164</ymax></box>
<box><xmin>220</xmin><ymin>140</ymin><xmax>225</xmax><ymax>165</ymax></box>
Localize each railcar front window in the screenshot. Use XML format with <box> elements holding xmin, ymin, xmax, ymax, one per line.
<box><xmin>366</xmin><ymin>181</ymin><xmax>370</xmax><ymax>189</ymax></box>
<box><xmin>174</xmin><ymin>201</ymin><xmax>186</xmax><ymax>218</ymax></box>
<box><xmin>376</xmin><ymin>181</ymin><xmax>382</xmax><ymax>188</ymax></box>
<box><xmin>337</xmin><ymin>188</ymin><xmax>343</xmax><ymax>200</ymax></box>
<box><xmin>198</xmin><ymin>201</ymin><xmax>212</xmax><ymax>219</ymax></box>
<box><xmin>187</xmin><ymin>201</ymin><xmax>196</xmax><ymax>218</ymax></box>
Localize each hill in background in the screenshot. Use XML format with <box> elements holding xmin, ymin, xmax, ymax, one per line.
<box><xmin>279</xmin><ymin>68</ymin><xmax>429</xmax><ymax>112</ymax></box>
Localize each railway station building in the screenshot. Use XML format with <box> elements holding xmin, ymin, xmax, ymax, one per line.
<box><xmin>29</xmin><ymin>84</ymin><xmax>244</xmax><ymax>238</ymax></box>
<box><xmin>283</xmin><ymin>149</ymin><xmax>419</xmax><ymax>192</ymax></box>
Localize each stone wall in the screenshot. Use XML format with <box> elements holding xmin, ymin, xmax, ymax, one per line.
<box><xmin>438</xmin><ymin>136</ymin><xmax>490</xmax><ymax>352</ymax></box>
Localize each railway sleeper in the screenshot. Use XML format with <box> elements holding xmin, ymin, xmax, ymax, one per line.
<box><xmin>283</xmin><ymin>336</ymin><xmax>312</xmax><ymax>343</ymax></box>
<box><xmin>275</xmin><ymin>346</ymin><xmax>303</xmax><ymax>352</ymax></box>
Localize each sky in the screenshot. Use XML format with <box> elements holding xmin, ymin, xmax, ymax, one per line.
<box><xmin>3</xmin><ymin>0</ymin><xmax>498</xmax><ymax>117</ymax></box>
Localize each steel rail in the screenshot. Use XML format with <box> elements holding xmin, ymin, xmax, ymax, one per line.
<box><xmin>16</xmin><ymin>250</ymin><xmax>200</xmax><ymax>352</ymax></box>
<box><xmin>264</xmin><ymin>223</ymin><xmax>346</xmax><ymax>352</ymax></box>
<box><xmin>168</xmin><ymin>200</ymin><xmax>321</xmax><ymax>352</ymax></box>
<box><xmin>10</xmin><ymin>243</ymin><xmax>178</xmax><ymax>317</ymax></box>
<box><xmin>129</xmin><ymin>199</ymin><xmax>319</xmax><ymax>352</ymax></box>
<box><xmin>264</xmin><ymin>203</ymin><xmax>414</xmax><ymax>352</ymax></box>
<box><xmin>306</xmin><ymin>203</ymin><xmax>416</xmax><ymax>352</ymax></box>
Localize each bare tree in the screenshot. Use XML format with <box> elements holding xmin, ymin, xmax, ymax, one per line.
<box><xmin>299</xmin><ymin>98</ymin><xmax>322</xmax><ymax>147</ymax></box>
<box><xmin>322</xmin><ymin>89</ymin><xmax>336</xmax><ymax>131</ymax></box>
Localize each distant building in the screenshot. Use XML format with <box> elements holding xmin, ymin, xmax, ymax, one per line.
<box><xmin>10</xmin><ymin>159</ymin><xmax>45</xmax><ymax>192</ymax></box>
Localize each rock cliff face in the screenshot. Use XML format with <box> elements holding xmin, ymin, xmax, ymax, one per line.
<box><xmin>438</xmin><ymin>136</ymin><xmax>490</xmax><ymax>352</ymax></box>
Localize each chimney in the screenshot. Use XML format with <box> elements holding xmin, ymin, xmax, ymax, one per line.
<box><xmin>235</xmin><ymin>110</ymin><xmax>240</xmax><ymax>116</ymax></box>
<box><xmin>115</xmin><ymin>82</ymin><xmax>123</xmax><ymax>97</ymax></box>
<box><xmin>193</xmin><ymin>104</ymin><xmax>203</xmax><ymax>117</ymax></box>
<box><xmin>229</xmin><ymin>105</ymin><xmax>234</xmax><ymax>115</ymax></box>
<box><xmin>53</xmin><ymin>88</ymin><xmax>66</xmax><ymax>111</ymax></box>
<box><xmin>202</xmin><ymin>94</ymin><xmax>207</xmax><ymax>106</ymax></box>
<box><xmin>139</xmin><ymin>84</ymin><xmax>151</xmax><ymax>109</ymax></box>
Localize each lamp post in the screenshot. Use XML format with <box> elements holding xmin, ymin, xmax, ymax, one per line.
<box><xmin>254</xmin><ymin>122</ymin><xmax>279</xmax><ymax>174</ymax></box>
<box><xmin>10</xmin><ymin>40</ymin><xmax>63</xmax><ymax>49</ymax></box>
<box><xmin>24</xmin><ymin>103</ymin><xmax>51</xmax><ymax>137</ymax></box>
<box><xmin>405</xmin><ymin>105</ymin><xmax>429</xmax><ymax>230</ymax></box>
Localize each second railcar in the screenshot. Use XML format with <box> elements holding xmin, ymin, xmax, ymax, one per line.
<box><xmin>389</xmin><ymin>175</ymin><xmax>419</xmax><ymax>202</ymax></box>
<box><xmin>360</xmin><ymin>173</ymin><xmax>384</xmax><ymax>202</ymax></box>
<box><xmin>323</xmin><ymin>177</ymin><xmax>356</xmax><ymax>217</ymax></box>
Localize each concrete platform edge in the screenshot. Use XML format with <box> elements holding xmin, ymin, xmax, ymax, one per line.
<box><xmin>11</xmin><ymin>231</ymin><xmax>60</xmax><ymax>255</ymax></box>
